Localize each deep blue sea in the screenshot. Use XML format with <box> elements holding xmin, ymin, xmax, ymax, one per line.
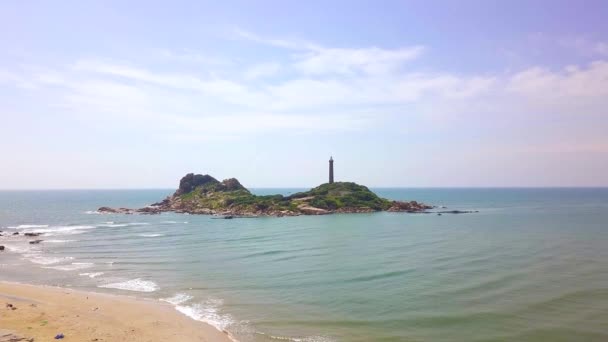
<box><xmin>1</xmin><ymin>188</ymin><xmax>607</xmax><ymax>341</ymax></box>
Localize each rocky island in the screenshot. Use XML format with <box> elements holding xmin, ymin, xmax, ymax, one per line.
<box><xmin>98</xmin><ymin>172</ymin><xmax>433</xmax><ymax>217</ymax></box>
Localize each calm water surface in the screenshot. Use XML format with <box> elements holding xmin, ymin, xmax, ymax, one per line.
<box><xmin>1</xmin><ymin>188</ymin><xmax>607</xmax><ymax>341</ymax></box>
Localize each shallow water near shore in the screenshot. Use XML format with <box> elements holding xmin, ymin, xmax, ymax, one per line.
<box><xmin>1</xmin><ymin>188</ymin><xmax>608</xmax><ymax>341</ymax></box>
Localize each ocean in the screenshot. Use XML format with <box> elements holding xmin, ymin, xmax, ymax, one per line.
<box><xmin>1</xmin><ymin>188</ymin><xmax>607</xmax><ymax>341</ymax></box>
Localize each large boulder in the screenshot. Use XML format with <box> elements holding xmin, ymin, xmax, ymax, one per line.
<box><xmin>221</xmin><ymin>178</ymin><xmax>246</xmax><ymax>191</ymax></box>
<box><xmin>176</xmin><ymin>173</ymin><xmax>220</xmax><ymax>195</ymax></box>
<box><xmin>387</xmin><ymin>201</ymin><xmax>433</xmax><ymax>212</ymax></box>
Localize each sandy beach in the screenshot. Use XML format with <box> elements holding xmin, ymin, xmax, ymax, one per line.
<box><xmin>0</xmin><ymin>281</ymin><xmax>232</xmax><ymax>342</ymax></box>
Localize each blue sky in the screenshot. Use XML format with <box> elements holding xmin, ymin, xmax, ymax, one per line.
<box><xmin>1</xmin><ymin>1</ymin><xmax>608</xmax><ymax>188</ymax></box>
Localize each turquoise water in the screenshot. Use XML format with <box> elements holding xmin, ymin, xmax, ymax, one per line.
<box><xmin>1</xmin><ymin>188</ymin><xmax>607</xmax><ymax>341</ymax></box>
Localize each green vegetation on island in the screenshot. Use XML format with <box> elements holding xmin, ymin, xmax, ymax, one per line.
<box><xmin>98</xmin><ymin>173</ymin><xmax>433</xmax><ymax>216</ymax></box>
<box><xmin>143</xmin><ymin>173</ymin><xmax>432</xmax><ymax>216</ymax></box>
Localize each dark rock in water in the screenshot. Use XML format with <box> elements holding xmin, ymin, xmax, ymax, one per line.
<box><xmin>437</xmin><ymin>213</ymin><xmax>442</xmax><ymax>216</ymax></box>
<box><xmin>437</xmin><ymin>210</ymin><xmax>479</xmax><ymax>214</ymax></box>
<box><xmin>12</xmin><ymin>232</ymin><xmax>19</xmax><ymax>235</ymax></box>
<box><xmin>29</xmin><ymin>239</ymin><xmax>43</xmax><ymax>244</ymax></box>
<box><xmin>98</xmin><ymin>207</ymin><xmax>138</xmax><ymax>214</ymax></box>
<box><xmin>136</xmin><ymin>206</ymin><xmax>161</xmax><ymax>215</ymax></box>
<box><xmin>387</xmin><ymin>200</ymin><xmax>433</xmax><ymax>212</ymax></box>
<box><xmin>0</xmin><ymin>246</ymin><xmax>5</xmax><ymax>251</ymax></box>
<box><xmin>224</xmin><ymin>215</ymin><xmax>234</xmax><ymax>219</ymax></box>
<box><xmin>24</xmin><ymin>232</ymin><xmax>41</xmax><ymax>237</ymax></box>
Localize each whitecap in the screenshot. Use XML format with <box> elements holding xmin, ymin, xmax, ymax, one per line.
<box><xmin>97</xmin><ymin>222</ymin><xmax>150</xmax><ymax>228</ymax></box>
<box><xmin>161</xmin><ymin>293</ymin><xmax>193</xmax><ymax>305</ymax></box>
<box><xmin>43</xmin><ymin>262</ymin><xmax>94</xmax><ymax>271</ymax></box>
<box><xmin>7</xmin><ymin>224</ymin><xmax>49</xmax><ymax>229</ymax></box>
<box><xmin>260</xmin><ymin>334</ymin><xmax>335</xmax><ymax>342</ymax></box>
<box><xmin>79</xmin><ymin>272</ymin><xmax>104</xmax><ymax>278</ymax></box>
<box><xmin>84</xmin><ymin>210</ymin><xmax>101</xmax><ymax>215</ymax></box>
<box><xmin>99</xmin><ymin>278</ymin><xmax>158</xmax><ymax>292</ymax></box>
<box><xmin>139</xmin><ymin>233</ymin><xmax>164</xmax><ymax>237</ymax></box>
<box><xmin>175</xmin><ymin>298</ymin><xmax>234</xmax><ymax>331</ymax></box>
<box><xmin>3</xmin><ymin>244</ymin><xmax>35</xmax><ymax>253</ymax></box>
<box><xmin>27</xmin><ymin>255</ymin><xmax>73</xmax><ymax>265</ymax></box>
<box><xmin>44</xmin><ymin>239</ymin><xmax>76</xmax><ymax>243</ymax></box>
<box><xmin>97</xmin><ymin>223</ymin><xmax>129</xmax><ymax>227</ymax></box>
<box><xmin>293</xmin><ymin>336</ymin><xmax>336</xmax><ymax>342</ymax></box>
<box><xmin>22</xmin><ymin>225</ymin><xmax>95</xmax><ymax>235</ymax></box>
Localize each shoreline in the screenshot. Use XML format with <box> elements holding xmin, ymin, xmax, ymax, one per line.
<box><xmin>0</xmin><ymin>281</ymin><xmax>234</xmax><ymax>342</ymax></box>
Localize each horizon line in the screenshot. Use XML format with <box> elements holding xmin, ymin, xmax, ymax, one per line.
<box><xmin>1</xmin><ymin>186</ymin><xmax>608</xmax><ymax>191</ymax></box>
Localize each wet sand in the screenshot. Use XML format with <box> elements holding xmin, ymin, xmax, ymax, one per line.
<box><xmin>0</xmin><ymin>281</ymin><xmax>232</xmax><ymax>342</ymax></box>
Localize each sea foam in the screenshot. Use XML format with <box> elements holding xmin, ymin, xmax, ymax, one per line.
<box><xmin>97</xmin><ymin>222</ymin><xmax>151</xmax><ymax>228</ymax></box>
<box><xmin>139</xmin><ymin>233</ymin><xmax>164</xmax><ymax>237</ymax></box>
<box><xmin>43</xmin><ymin>262</ymin><xmax>94</xmax><ymax>271</ymax></box>
<box><xmin>99</xmin><ymin>278</ymin><xmax>159</xmax><ymax>292</ymax></box>
<box><xmin>257</xmin><ymin>333</ymin><xmax>335</xmax><ymax>342</ymax></box>
<box><xmin>26</xmin><ymin>255</ymin><xmax>74</xmax><ymax>265</ymax></box>
<box><xmin>7</xmin><ymin>224</ymin><xmax>49</xmax><ymax>229</ymax></box>
<box><xmin>175</xmin><ymin>298</ymin><xmax>235</xmax><ymax>331</ymax></box>
<box><xmin>21</xmin><ymin>225</ymin><xmax>95</xmax><ymax>236</ymax></box>
<box><xmin>161</xmin><ymin>293</ymin><xmax>193</xmax><ymax>305</ymax></box>
<box><xmin>79</xmin><ymin>272</ymin><xmax>104</xmax><ymax>278</ymax></box>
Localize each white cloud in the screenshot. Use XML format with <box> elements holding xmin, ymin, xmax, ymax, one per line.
<box><xmin>244</xmin><ymin>62</ymin><xmax>281</xmax><ymax>80</ymax></box>
<box><xmin>158</xmin><ymin>49</ymin><xmax>233</xmax><ymax>65</ymax></box>
<box><xmin>236</xmin><ymin>28</ymin><xmax>424</xmax><ymax>76</ymax></box>
<box><xmin>556</xmin><ymin>35</ymin><xmax>608</xmax><ymax>57</ymax></box>
<box><xmin>72</xmin><ymin>59</ymin><xmax>268</xmax><ymax>107</ymax></box>
<box><xmin>4</xmin><ymin>31</ymin><xmax>608</xmax><ymax>145</ymax></box>
<box><xmin>234</xmin><ymin>28</ymin><xmax>320</xmax><ymax>50</ymax></box>
<box><xmin>508</xmin><ymin>61</ymin><xmax>608</xmax><ymax>99</ymax></box>
<box><xmin>294</xmin><ymin>46</ymin><xmax>424</xmax><ymax>75</ymax></box>
<box><xmin>595</xmin><ymin>42</ymin><xmax>608</xmax><ymax>56</ymax></box>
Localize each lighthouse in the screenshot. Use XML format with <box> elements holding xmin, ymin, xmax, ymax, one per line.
<box><xmin>329</xmin><ymin>157</ymin><xmax>334</xmax><ymax>184</ymax></box>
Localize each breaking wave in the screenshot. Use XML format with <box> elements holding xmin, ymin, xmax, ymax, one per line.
<box><xmin>43</xmin><ymin>262</ymin><xmax>94</xmax><ymax>271</ymax></box>
<box><xmin>175</xmin><ymin>298</ymin><xmax>235</xmax><ymax>331</ymax></box>
<box><xmin>99</xmin><ymin>278</ymin><xmax>159</xmax><ymax>292</ymax></box>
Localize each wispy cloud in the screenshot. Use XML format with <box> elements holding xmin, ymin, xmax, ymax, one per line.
<box><xmin>236</xmin><ymin>28</ymin><xmax>425</xmax><ymax>76</ymax></box>
<box><xmin>234</xmin><ymin>28</ymin><xmax>320</xmax><ymax>50</ymax></box>
<box><xmin>3</xmin><ymin>30</ymin><xmax>608</xmax><ymax>145</ymax></box>
<box><xmin>244</xmin><ymin>62</ymin><xmax>282</xmax><ymax>80</ymax></box>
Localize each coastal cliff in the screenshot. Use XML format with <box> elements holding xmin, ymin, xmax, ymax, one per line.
<box><xmin>99</xmin><ymin>173</ymin><xmax>432</xmax><ymax>217</ymax></box>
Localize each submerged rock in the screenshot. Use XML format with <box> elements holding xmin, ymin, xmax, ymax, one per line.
<box><xmin>29</xmin><ymin>239</ymin><xmax>43</xmax><ymax>244</ymax></box>
<box><xmin>437</xmin><ymin>210</ymin><xmax>479</xmax><ymax>214</ymax></box>
<box><xmin>97</xmin><ymin>207</ymin><xmax>137</xmax><ymax>214</ymax></box>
